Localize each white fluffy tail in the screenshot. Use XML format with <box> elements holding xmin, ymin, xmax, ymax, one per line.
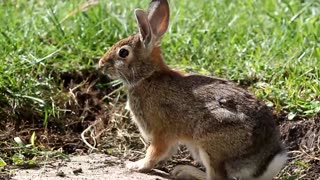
<box><xmin>255</xmin><ymin>151</ymin><xmax>288</xmax><ymax>180</ymax></box>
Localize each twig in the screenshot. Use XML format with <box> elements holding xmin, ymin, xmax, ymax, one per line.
<box><xmin>300</xmin><ymin>146</ymin><xmax>320</xmax><ymax>161</ymax></box>
<box><xmin>81</xmin><ymin>124</ymin><xmax>98</xmax><ymax>151</ymax></box>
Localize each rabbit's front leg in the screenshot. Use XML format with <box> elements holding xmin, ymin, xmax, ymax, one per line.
<box><xmin>126</xmin><ymin>134</ymin><xmax>176</xmax><ymax>172</ymax></box>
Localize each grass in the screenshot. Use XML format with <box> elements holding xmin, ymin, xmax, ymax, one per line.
<box><xmin>0</xmin><ymin>0</ymin><xmax>319</xmax><ymax>178</ymax></box>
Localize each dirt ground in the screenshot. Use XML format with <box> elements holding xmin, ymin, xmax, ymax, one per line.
<box><xmin>2</xmin><ymin>118</ymin><xmax>319</xmax><ymax>180</ymax></box>
<box><xmin>278</xmin><ymin>117</ymin><xmax>320</xmax><ymax>179</ymax></box>
<box><xmin>8</xmin><ymin>154</ymin><xmax>169</xmax><ymax>180</ymax></box>
<box><xmin>1</xmin><ymin>69</ymin><xmax>319</xmax><ymax>180</ymax></box>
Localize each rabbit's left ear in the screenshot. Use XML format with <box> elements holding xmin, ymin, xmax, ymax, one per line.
<box><xmin>148</xmin><ymin>0</ymin><xmax>169</xmax><ymax>38</ymax></box>
<box><xmin>135</xmin><ymin>0</ymin><xmax>169</xmax><ymax>48</ymax></box>
<box><xmin>135</xmin><ymin>9</ymin><xmax>152</xmax><ymax>47</ymax></box>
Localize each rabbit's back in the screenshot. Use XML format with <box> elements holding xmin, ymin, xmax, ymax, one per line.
<box><xmin>128</xmin><ymin>71</ymin><xmax>278</xmax><ymax>140</ymax></box>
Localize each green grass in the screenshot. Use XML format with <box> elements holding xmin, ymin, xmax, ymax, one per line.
<box><xmin>0</xmin><ymin>0</ymin><xmax>319</xmax><ymax>123</ymax></box>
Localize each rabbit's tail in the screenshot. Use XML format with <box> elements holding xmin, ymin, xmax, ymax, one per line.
<box><xmin>254</xmin><ymin>151</ymin><xmax>287</xmax><ymax>180</ymax></box>
<box><xmin>226</xmin><ymin>149</ymin><xmax>287</xmax><ymax>179</ymax></box>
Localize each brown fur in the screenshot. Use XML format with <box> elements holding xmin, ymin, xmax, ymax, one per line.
<box><xmin>99</xmin><ymin>0</ymin><xmax>286</xmax><ymax>179</ymax></box>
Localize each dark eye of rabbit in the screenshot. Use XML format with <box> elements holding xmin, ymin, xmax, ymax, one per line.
<box><xmin>119</xmin><ymin>48</ymin><xmax>129</xmax><ymax>58</ymax></box>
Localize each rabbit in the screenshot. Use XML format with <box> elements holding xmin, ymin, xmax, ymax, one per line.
<box><xmin>98</xmin><ymin>0</ymin><xmax>287</xmax><ymax>179</ymax></box>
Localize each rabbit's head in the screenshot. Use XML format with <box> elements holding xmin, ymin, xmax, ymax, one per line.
<box><xmin>99</xmin><ymin>0</ymin><xmax>170</xmax><ymax>85</ymax></box>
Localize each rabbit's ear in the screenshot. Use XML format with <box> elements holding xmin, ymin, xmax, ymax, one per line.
<box><xmin>148</xmin><ymin>0</ymin><xmax>169</xmax><ymax>38</ymax></box>
<box><xmin>135</xmin><ymin>9</ymin><xmax>152</xmax><ymax>47</ymax></box>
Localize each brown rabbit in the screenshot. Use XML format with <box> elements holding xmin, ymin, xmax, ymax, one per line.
<box><xmin>98</xmin><ymin>0</ymin><xmax>287</xmax><ymax>179</ymax></box>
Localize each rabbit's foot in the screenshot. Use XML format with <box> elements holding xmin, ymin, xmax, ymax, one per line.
<box><xmin>170</xmin><ymin>165</ymin><xmax>206</xmax><ymax>180</ymax></box>
<box><xmin>126</xmin><ymin>158</ymin><xmax>152</xmax><ymax>172</ymax></box>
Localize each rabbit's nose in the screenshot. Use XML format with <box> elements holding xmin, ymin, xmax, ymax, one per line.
<box><xmin>99</xmin><ymin>56</ymin><xmax>113</xmax><ymax>71</ymax></box>
<box><xmin>99</xmin><ymin>56</ymin><xmax>110</xmax><ymax>68</ymax></box>
<box><xmin>98</xmin><ymin>57</ymin><xmax>105</xmax><ymax>68</ymax></box>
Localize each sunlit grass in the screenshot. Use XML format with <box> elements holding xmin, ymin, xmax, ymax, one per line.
<box><xmin>0</xmin><ymin>0</ymin><xmax>319</xmax><ymax>122</ymax></box>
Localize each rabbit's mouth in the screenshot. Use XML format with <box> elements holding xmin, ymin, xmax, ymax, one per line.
<box><xmin>100</xmin><ymin>67</ymin><xmax>119</xmax><ymax>80</ymax></box>
<box><xmin>106</xmin><ymin>72</ymin><xmax>120</xmax><ymax>80</ymax></box>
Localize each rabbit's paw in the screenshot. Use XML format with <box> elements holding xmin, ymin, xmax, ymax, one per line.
<box><xmin>170</xmin><ymin>165</ymin><xmax>206</xmax><ymax>180</ymax></box>
<box><xmin>126</xmin><ymin>159</ymin><xmax>151</xmax><ymax>172</ymax></box>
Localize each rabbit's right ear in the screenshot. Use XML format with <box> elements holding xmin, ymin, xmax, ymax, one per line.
<box><xmin>135</xmin><ymin>9</ymin><xmax>152</xmax><ymax>48</ymax></box>
<box><xmin>147</xmin><ymin>0</ymin><xmax>169</xmax><ymax>38</ymax></box>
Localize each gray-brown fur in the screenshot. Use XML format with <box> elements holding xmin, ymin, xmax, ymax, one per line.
<box><xmin>99</xmin><ymin>0</ymin><xmax>286</xmax><ymax>179</ymax></box>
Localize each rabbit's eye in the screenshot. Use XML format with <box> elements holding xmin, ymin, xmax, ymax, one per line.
<box><xmin>119</xmin><ymin>48</ymin><xmax>129</xmax><ymax>58</ymax></box>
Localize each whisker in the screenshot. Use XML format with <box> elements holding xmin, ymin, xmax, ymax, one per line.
<box><xmin>131</xmin><ymin>66</ymin><xmax>136</xmax><ymax>82</ymax></box>
<box><xmin>118</xmin><ymin>70</ymin><xmax>131</xmax><ymax>86</ymax></box>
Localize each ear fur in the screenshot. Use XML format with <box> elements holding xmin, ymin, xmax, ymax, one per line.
<box><xmin>147</xmin><ymin>0</ymin><xmax>170</xmax><ymax>38</ymax></box>
<box><xmin>135</xmin><ymin>9</ymin><xmax>152</xmax><ymax>47</ymax></box>
<box><xmin>134</xmin><ymin>0</ymin><xmax>170</xmax><ymax>48</ymax></box>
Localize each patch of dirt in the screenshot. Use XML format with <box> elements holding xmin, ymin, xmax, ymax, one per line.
<box><xmin>10</xmin><ymin>154</ymin><xmax>169</xmax><ymax>180</ymax></box>
<box><xmin>278</xmin><ymin>116</ymin><xmax>320</xmax><ymax>179</ymax></box>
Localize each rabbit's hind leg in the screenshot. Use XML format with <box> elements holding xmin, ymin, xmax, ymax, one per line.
<box><xmin>198</xmin><ymin>148</ymin><xmax>229</xmax><ymax>180</ymax></box>
<box><xmin>171</xmin><ymin>165</ymin><xmax>206</xmax><ymax>180</ymax></box>
<box><xmin>169</xmin><ymin>142</ymin><xmax>205</xmax><ymax>179</ymax></box>
<box><xmin>178</xmin><ymin>142</ymin><xmax>229</xmax><ymax>180</ymax></box>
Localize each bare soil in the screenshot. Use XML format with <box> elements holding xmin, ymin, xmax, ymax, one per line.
<box><xmin>9</xmin><ymin>154</ymin><xmax>169</xmax><ymax>180</ymax></box>
<box><xmin>278</xmin><ymin>116</ymin><xmax>320</xmax><ymax>179</ymax></box>
<box><xmin>1</xmin><ymin>68</ymin><xmax>319</xmax><ymax>180</ymax></box>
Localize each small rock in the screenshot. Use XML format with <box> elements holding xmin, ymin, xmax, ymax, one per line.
<box><xmin>73</xmin><ymin>168</ymin><xmax>83</xmax><ymax>175</ymax></box>
<box><xmin>56</xmin><ymin>170</ymin><xmax>66</xmax><ymax>177</ymax></box>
